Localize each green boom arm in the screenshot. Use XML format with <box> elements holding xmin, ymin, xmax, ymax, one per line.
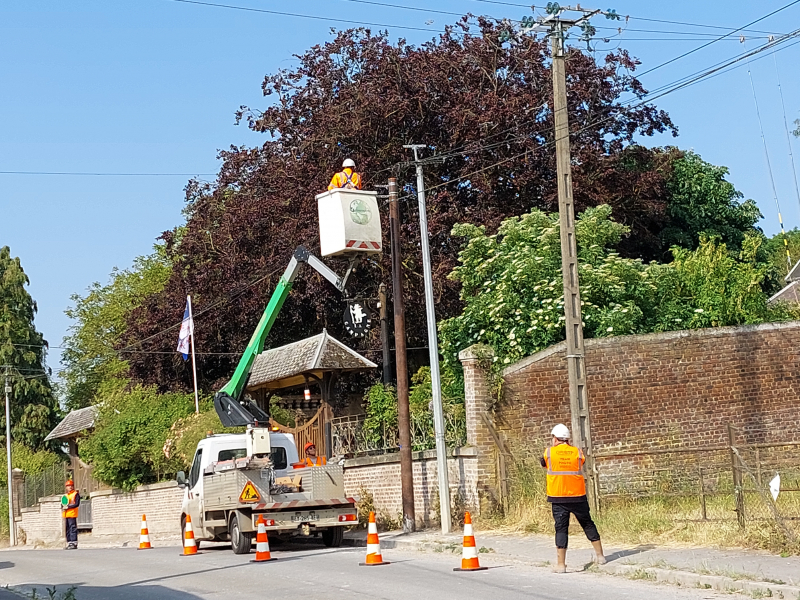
<box><xmin>218</xmin><ymin>246</ymin><xmax>355</xmax><ymax>403</ymax></box>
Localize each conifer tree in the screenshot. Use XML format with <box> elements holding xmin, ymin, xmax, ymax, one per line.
<box><xmin>0</xmin><ymin>246</ymin><xmax>58</xmax><ymax>449</ymax></box>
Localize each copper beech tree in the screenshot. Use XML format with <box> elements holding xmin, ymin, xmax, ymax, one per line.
<box><xmin>123</xmin><ymin>19</ymin><xmax>754</xmax><ymax>391</ymax></box>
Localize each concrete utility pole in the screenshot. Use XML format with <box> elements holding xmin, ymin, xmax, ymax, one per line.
<box><xmin>402</xmin><ymin>147</ymin><xmax>452</xmax><ymax>533</ymax></box>
<box><xmin>528</xmin><ymin>6</ymin><xmax>601</xmax><ymax>510</ymax></box>
<box><xmin>389</xmin><ymin>178</ymin><xmax>415</xmax><ymax>532</ymax></box>
<box><xmin>4</xmin><ymin>373</ymin><xmax>15</xmax><ymax>546</ymax></box>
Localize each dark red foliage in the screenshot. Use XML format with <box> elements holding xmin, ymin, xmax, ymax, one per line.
<box><xmin>123</xmin><ymin>19</ymin><xmax>677</xmax><ymax>391</ymax></box>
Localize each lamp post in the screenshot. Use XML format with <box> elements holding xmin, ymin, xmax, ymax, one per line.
<box><xmin>4</xmin><ymin>375</ymin><xmax>14</xmax><ymax>546</ymax></box>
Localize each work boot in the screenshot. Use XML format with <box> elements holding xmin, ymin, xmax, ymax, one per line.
<box><xmin>591</xmin><ymin>540</ymin><xmax>606</xmax><ymax>565</ymax></box>
<box><xmin>553</xmin><ymin>548</ymin><xmax>567</xmax><ymax>573</ymax></box>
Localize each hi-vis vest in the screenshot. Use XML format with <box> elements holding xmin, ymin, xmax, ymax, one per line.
<box><xmin>63</xmin><ymin>490</ymin><xmax>79</xmax><ymax>519</ymax></box>
<box><xmin>328</xmin><ymin>169</ymin><xmax>362</xmax><ymax>191</ymax></box>
<box><xmin>304</xmin><ymin>456</ymin><xmax>327</xmax><ymax>467</ymax></box>
<box><xmin>544</xmin><ymin>444</ymin><xmax>586</xmax><ymax>499</ymax></box>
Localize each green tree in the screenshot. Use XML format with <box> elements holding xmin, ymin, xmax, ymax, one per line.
<box><xmin>762</xmin><ymin>228</ymin><xmax>800</xmax><ymax>280</ymax></box>
<box><xmin>660</xmin><ymin>151</ymin><xmax>762</xmax><ymax>256</ymax></box>
<box><xmin>439</xmin><ymin>206</ymin><xmax>796</xmax><ymax>368</ymax></box>
<box><xmin>0</xmin><ymin>246</ymin><xmax>58</xmax><ymax>448</ymax></box>
<box><xmin>60</xmin><ymin>250</ymin><xmax>171</xmax><ymax>411</ymax></box>
<box><xmin>79</xmin><ymin>386</ymin><xmax>196</xmax><ymax>490</ymax></box>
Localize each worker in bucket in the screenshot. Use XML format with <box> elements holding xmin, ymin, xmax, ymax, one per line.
<box><xmin>62</xmin><ymin>479</ymin><xmax>81</xmax><ymax>550</ymax></box>
<box><xmin>303</xmin><ymin>442</ymin><xmax>327</xmax><ymax>467</ymax></box>
<box><xmin>540</xmin><ymin>424</ymin><xmax>606</xmax><ymax>572</ymax></box>
<box><xmin>328</xmin><ymin>158</ymin><xmax>362</xmax><ymax>191</ymax></box>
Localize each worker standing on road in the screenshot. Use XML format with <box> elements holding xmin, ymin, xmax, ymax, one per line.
<box><xmin>328</xmin><ymin>159</ymin><xmax>362</xmax><ymax>191</ymax></box>
<box><xmin>303</xmin><ymin>442</ymin><xmax>327</xmax><ymax>467</ymax></box>
<box><xmin>541</xmin><ymin>424</ymin><xmax>605</xmax><ymax>572</ymax></box>
<box><xmin>62</xmin><ymin>479</ymin><xmax>80</xmax><ymax>550</ymax></box>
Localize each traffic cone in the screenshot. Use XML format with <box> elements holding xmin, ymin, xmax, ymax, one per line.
<box><xmin>139</xmin><ymin>514</ymin><xmax>152</xmax><ymax>550</ymax></box>
<box><xmin>359</xmin><ymin>511</ymin><xmax>389</xmax><ymax>566</ymax></box>
<box><xmin>453</xmin><ymin>512</ymin><xmax>487</xmax><ymax>572</ymax></box>
<box><xmin>251</xmin><ymin>515</ymin><xmax>276</xmax><ymax>563</ymax></box>
<box><xmin>182</xmin><ymin>515</ymin><xmax>198</xmax><ymax>556</ymax></box>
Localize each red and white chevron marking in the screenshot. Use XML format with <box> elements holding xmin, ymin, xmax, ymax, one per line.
<box><xmin>346</xmin><ymin>240</ymin><xmax>381</xmax><ymax>250</ymax></box>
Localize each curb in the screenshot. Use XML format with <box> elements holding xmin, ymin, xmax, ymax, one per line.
<box><xmin>601</xmin><ymin>563</ymin><xmax>800</xmax><ymax>599</ymax></box>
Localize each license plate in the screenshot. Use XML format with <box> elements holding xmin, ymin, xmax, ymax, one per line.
<box><xmin>291</xmin><ymin>511</ymin><xmax>319</xmax><ymax>522</ymax></box>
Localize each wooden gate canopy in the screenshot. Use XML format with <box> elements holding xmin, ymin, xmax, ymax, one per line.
<box><xmin>246</xmin><ymin>329</ymin><xmax>376</xmax><ymax>392</ymax></box>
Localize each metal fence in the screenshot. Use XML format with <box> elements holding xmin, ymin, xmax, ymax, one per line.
<box><xmin>19</xmin><ymin>462</ymin><xmax>70</xmax><ymax>509</ymax></box>
<box><xmin>594</xmin><ymin>424</ymin><xmax>800</xmax><ymax>541</ymax></box>
<box><xmin>330</xmin><ymin>410</ymin><xmax>467</xmax><ymax>457</ymax></box>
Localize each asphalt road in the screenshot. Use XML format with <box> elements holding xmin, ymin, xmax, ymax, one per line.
<box><xmin>0</xmin><ymin>542</ymin><xmax>731</xmax><ymax>600</ymax></box>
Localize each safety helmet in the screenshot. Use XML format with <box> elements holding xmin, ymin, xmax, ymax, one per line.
<box><xmin>342</xmin><ymin>158</ymin><xmax>356</xmax><ymax>168</ymax></box>
<box><xmin>304</xmin><ymin>442</ymin><xmax>316</xmax><ymax>453</ymax></box>
<box><xmin>551</xmin><ymin>424</ymin><xmax>570</xmax><ymax>440</ymax></box>
<box><xmin>65</xmin><ymin>480</ymin><xmax>75</xmax><ymax>486</ymax></box>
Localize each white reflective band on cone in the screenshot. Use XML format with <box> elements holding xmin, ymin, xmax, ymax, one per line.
<box><xmin>140</xmin><ymin>534</ymin><xmax>149</xmax><ymax>543</ymax></box>
<box><xmin>463</xmin><ymin>524</ymin><xmax>473</xmax><ymax>536</ymax></box>
<box><xmin>366</xmin><ymin>543</ymin><xmax>381</xmax><ymax>554</ymax></box>
<box><xmin>462</xmin><ymin>545</ymin><xmax>478</xmax><ymax>559</ymax></box>
<box><xmin>257</xmin><ymin>541</ymin><xmax>269</xmax><ymax>552</ymax></box>
<box><xmin>368</xmin><ymin>522</ymin><xmax>378</xmax><ymax>534</ymax></box>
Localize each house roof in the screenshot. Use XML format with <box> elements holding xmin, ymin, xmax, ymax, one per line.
<box><xmin>247</xmin><ymin>330</ymin><xmax>376</xmax><ymax>391</ymax></box>
<box><xmin>44</xmin><ymin>406</ymin><xmax>98</xmax><ymax>441</ymax></box>
<box><xmin>768</xmin><ymin>280</ymin><xmax>800</xmax><ymax>305</ymax></box>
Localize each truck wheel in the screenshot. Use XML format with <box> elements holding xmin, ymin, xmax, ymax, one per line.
<box><xmin>181</xmin><ymin>515</ymin><xmax>201</xmax><ymax>550</ymax></box>
<box><xmin>229</xmin><ymin>514</ymin><xmax>253</xmax><ymax>555</ymax></box>
<box><xmin>322</xmin><ymin>527</ymin><xmax>344</xmax><ymax>548</ymax></box>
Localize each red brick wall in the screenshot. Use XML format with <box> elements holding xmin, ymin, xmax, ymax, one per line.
<box><xmin>461</xmin><ymin>322</ymin><xmax>800</xmax><ymax>494</ymax></box>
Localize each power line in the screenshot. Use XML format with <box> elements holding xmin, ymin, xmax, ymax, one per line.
<box><xmin>0</xmin><ymin>171</ymin><xmax>215</xmax><ymax>177</ymax></box>
<box><xmin>635</xmin><ymin>0</ymin><xmax>800</xmax><ymax>78</ymax></box>
<box><xmin>162</xmin><ymin>0</ymin><xmax>449</xmax><ymax>33</ymax></box>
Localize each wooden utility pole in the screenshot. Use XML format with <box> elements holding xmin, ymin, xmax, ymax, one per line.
<box><xmin>378</xmin><ymin>283</ymin><xmax>391</xmax><ymax>385</ymax></box>
<box><xmin>549</xmin><ymin>17</ymin><xmax>599</xmax><ymax>511</ymax></box>
<box><xmin>389</xmin><ymin>178</ymin><xmax>415</xmax><ymax>532</ymax></box>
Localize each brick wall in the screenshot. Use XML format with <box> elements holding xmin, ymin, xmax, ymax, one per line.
<box><xmin>343</xmin><ymin>448</ymin><xmax>478</xmax><ymax>526</ymax></box>
<box><xmin>17</xmin><ymin>496</ymin><xmax>63</xmax><ymax>546</ymax></box>
<box><xmin>461</xmin><ymin>321</ymin><xmax>800</xmax><ymax>494</ymax></box>
<box><xmin>91</xmin><ymin>481</ymin><xmax>183</xmax><ymax>538</ymax></box>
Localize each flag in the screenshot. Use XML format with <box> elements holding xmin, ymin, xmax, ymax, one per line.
<box><xmin>177</xmin><ymin>300</ymin><xmax>193</xmax><ymax>361</ymax></box>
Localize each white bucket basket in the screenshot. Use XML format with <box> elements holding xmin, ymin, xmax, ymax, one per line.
<box><xmin>317</xmin><ymin>189</ymin><xmax>383</xmax><ymax>257</ymax></box>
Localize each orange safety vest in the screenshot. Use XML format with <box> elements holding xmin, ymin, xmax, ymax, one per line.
<box><xmin>304</xmin><ymin>456</ymin><xmax>327</xmax><ymax>467</ymax></box>
<box><xmin>544</xmin><ymin>444</ymin><xmax>586</xmax><ymax>499</ymax></box>
<box><xmin>63</xmin><ymin>490</ymin><xmax>79</xmax><ymax>519</ymax></box>
<box><xmin>328</xmin><ymin>169</ymin><xmax>362</xmax><ymax>191</ymax></box>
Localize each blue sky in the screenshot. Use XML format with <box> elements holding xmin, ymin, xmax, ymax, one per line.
<box><xmin>1</xmin><ymin>0</ymin><xmax>799</xmax><ymax>383</ymax></box>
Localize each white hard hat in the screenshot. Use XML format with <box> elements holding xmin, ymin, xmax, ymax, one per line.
<box><xmin>342</xmin><ymin>158</ymin><xmax>356</xmax><ymax>168</ymax></box>
<box><xmin>551</xmin><ymin>424</ymin><xmax>570</xmax><ymax>439</ymax></box>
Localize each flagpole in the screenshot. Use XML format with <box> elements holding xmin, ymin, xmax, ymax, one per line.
<box><xmin>187</xmin><ymin>295</ymin><xmax>200</xmax><ymax>414</ymax></box>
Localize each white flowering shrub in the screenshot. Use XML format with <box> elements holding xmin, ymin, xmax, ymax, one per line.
<box><xmin>439</xmin><ymin>205</ymin><xmax>797</xmax><ymax>369</ymax></box>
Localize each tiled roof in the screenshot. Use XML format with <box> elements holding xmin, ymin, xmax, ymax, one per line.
<box><xmin>44</xmin><ymin>406</ymin><xmax>98</xmax><ymax>441</ymax></box>
<box><xmin>247</xmin><ymin>330</ymin><xmax>376</xmax><ymax>391</ymax></box>
<box><xmin>768</xmin><ymin>280</ymin><xmax>800</xmax><ymax>305</ymax></box>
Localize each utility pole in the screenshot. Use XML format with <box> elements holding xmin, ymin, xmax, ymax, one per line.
<box><xmin>4</xmin><ymin>373</ymin><xmax>15</xmax><ymax>546</ymax></box>
<box><xmin>378</xmin><ymin>284</ymin><xmax>391</xmax><ymax>385</ymax></box>
<box><xmin>546</xmin><ymin>9</ymin><xmax>600</xmax><ymax>511</ymax></box>
<box><xmin>403</xmin><ymin>146</ymin><xmax>452</xmax><ymax>533</ymax></box>
<box><xmin>389</xmin><ymin>178</ymin><xmax>415</xmax><ymax>532</ymax></box>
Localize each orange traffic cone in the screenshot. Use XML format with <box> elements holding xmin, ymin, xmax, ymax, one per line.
<box><xmin>182</xmin><ymin>515</ymin><xmax>198</xmax><ymax>556</ymax></box>
<box><xmin>359</xmin><ymin>511</ymin><xmax>389</xmax><ymax>566</ymax></box>
<box><xmin>453</xmin><ymin>512</ymin><xmax>487</xmax><ymax>572</ymax></box>
<box><xmin>251</xmin><ymin>515</ymin><xmax>277</xmax><ymax>563</ymax></box>
<box><xmin>139</xmin><ymin>514</ymin><xmax>152</xmax><ymax>550</ymax></box>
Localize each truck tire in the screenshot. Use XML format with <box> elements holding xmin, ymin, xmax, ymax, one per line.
<box><xmin>229</xmin><ymin>514</ymin><xmax>253</xmax><ymax>555</ymax></box>
<box><xmin>322</xmin><ymin>527</ymin><xmax>344</xmax><ymax>548</ymax></box>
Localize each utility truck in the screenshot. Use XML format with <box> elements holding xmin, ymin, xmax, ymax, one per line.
<box><xmin>176</xmin><ymin>189</ymin><xmax>382</xmax><ymax>554</ymax></box>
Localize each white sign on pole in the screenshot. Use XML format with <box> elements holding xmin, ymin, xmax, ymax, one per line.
<box><xmin>769</xmin><ymin>473</ymin><xmax>781</xmax><ymax>502</ymax></box>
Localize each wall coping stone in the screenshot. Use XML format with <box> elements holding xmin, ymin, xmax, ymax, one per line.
<box><xmin>20</xmin><ymin>505</ymin><xmax>40</xmax><ymax>514</ymax></box>
<box><xmin>90</xmin><ymin>480</ymin><xmax>178</xmax><ymax>499</ymax></box>
<box><xmin>344</xmin><ymin>446</ymin><xmax>477</xmax><ymax>468</ymax></box>
<box><xmin>458</xmin><ymin>344</ymin><xmax>494</xmax><ymax>362</ymax></box>
<box><xmin>502</xmin><ymin>319</ymin><xmax>800</xmax><ymax>377</ymax></box>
